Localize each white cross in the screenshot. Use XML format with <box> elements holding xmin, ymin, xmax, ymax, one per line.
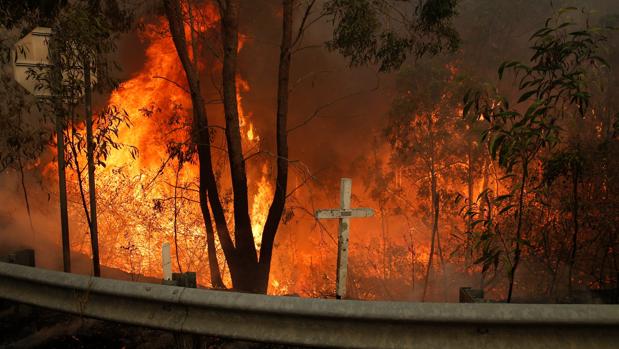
<box><xmin>162</xmin><ymin>242</ymin><xmax>172</xmax><ymax>282</ymax></box>
<box><xmin>315</xmin><ymin>178</ymin><xmax>374</xmax><ymax>299</ymax></box>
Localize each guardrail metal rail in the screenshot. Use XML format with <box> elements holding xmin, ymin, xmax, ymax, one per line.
<box><xmin>1</xmin><ymin>262</ymin><xmax>618</xmax><ymax>348</ymax></box>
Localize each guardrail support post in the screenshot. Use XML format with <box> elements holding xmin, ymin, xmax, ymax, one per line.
<box><xmin>459</xmin><ymin>287</ymin><xmax>484</xmax><ymax>303</ymax></box>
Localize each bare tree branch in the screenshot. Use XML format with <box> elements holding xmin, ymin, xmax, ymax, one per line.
<box><xmin>288</xmin><ymin>74</ymin><xmax>381</xmax><ymax>133</ymax></box>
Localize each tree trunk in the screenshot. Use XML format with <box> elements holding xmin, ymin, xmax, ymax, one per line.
<box><xmin>84</xmin><ymin>60</ymin><xmax>101</xmax><ymax>277</ymax></box>
<box><xmin>479</xmin><ymin>157</ymin><xmax>491</xmax><ymax>289</ymax></box>
<box><xmin>434</xmin><ymin>190</ymin><xmax>447</xmax><ymax>300</ymax></box>
<box><xmin>55</xmin><ymin>111</ymin><xmax>71</xmax><ymax>273</ymax></box>
<box><xmin>466</xmin><ymin>136</ymin><xmax>474</xmax><ymax>263</ymax></box>
<box><xmin>173</xmin><ymin>164</ymin><xmax>183</xmax><ymax>273</ymax></box>
<box><xmin>220</xmin><ymin>0</ymin><xmax>259</xmax><ymax>281</ymax></box>
<box><xmin>200</xmin><ymin>195</ymin><xmax>224</xmax><ymax>288</ymax></box>
<box><xmin>567</xmin><ymin>160</ymin><xmax>579</xmax><ymax>296</ymax></box>
<box><xmin>422</xmin><ymin>114</ymin><xmax>442</xmax><ymax>301</ymax></box>
<box><xmin>256</xmin><ymin>0</ymin><xmax>294</xmax><ymax>293</ymax></box>
<box><xmin>422</xmin><ymin>175</ymin><xmax>439</xmax><ymax>302</ymax></box>
<box><xmin>381</xmin><ymin>205</ymin><xmax>388</xmax><ymax>280</ymax></box>
<box><xmin>410</xmin><ymin>238</ymin><xmax>415</xmax><ymax>290</ymax></box>
<box><xmin>50</xmin><ymin>42</ymin><xmax>71</xmax><ymax>273</ymax></box>
<box><xmin>507</xmin><ymin>160</ymin><xmax>528</xmax><ymax>303</ymax></box>
<box><xmin>480</xmin><ymin>157</ymin><xmax>490</xmax><ymax>214</ymax></box>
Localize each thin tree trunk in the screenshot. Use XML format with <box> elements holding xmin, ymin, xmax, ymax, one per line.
<box><xmin>410</xmin><ymin>237</ymin><xmax>415</xmax><ymax>291</ymax></box>
<box><xmin>480</xmin><ymin>157</ymin><xmax>489</xmax><ymax>213</ymax></box>
<box><xmin>466</xmin><ymin>136</ymin><xmax>474</xmax><ymax>263</ymax></box>
<box><xmin>68</xmin><ymin>126</ymin><xmax>93</xmax><ymax>241</ymax></box>
<box><xmin>55</xmin><ymin>111</ymin><xmax>71</xmax><ymax>273</ymax></box>
<box><xmin>429</xmin><ymin>119</ymin><xmax>444</xmax><ymax>277</ymax></box>
<box><xmin>422</xmin><ymin>115</ymin><xmax>438</xmax><ymax>301</ymax></box>
<box><xmin>49</xmin><ymin>38</ymin><xmax>71</xmax><ymax>273</ymax></box>
<box><xmin>507</xmin><ymin>160</ymin><xmax>528</xmax><ymax>303</ymax></box>
<box><xmin>378</xmin><ymin>202</ymin><xmax>388</xmax><ymax>281</ymax></box>
<box><xmin>201</xmin><ymin>194</ymin><xmax>225</xmax><ymax>288</ymax></box>
<box><xmin>257</xmin><ymin>0</ymin><xmax>294</xmax><ymax>293</ymax></box>
<box><xmin>435</xmin><ymin>194</ymin><xmax>445</xmax><ymax>272</ymax></box>
<box><xmin>422</xmin><ymin>177</ymin><xmax>439</xmax><ymax>302</ymax></box>
<box><xmin>434</xmin><ymin>191</ymin><xmax>448</xmax><ymax>300</ymax></box>
<box><xmin>567</xmin><ymin>160</ymin><xmax>579</xmax><ymax>296</ymax></box>
<box><xmin>84</xmin><ymin>61</ymin><xmax>100</xmax><ymax>277</ymax></box>
<box><xmin>422</xmin><ymin>113</ymin><xmax>445</xmax><ymax>301</ymax></box>
<box><xmin>480</xmin><ymin>157</ymin><xmax>490</xmax><ymax>290</ymax></box>
<box><xmin>173</xmin><ymin>163</ymin><xmax>182</xmax><ymax>273</ymax></box>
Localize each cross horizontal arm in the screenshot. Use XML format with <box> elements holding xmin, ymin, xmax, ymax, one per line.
<box><xmin>315</xmin><ymin>208</ymin><xmax>375</xmax><ymax>219</ymax></box>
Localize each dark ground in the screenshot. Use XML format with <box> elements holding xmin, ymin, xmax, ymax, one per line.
<box><xmin>0</xmin><ymin>300</ymin><xmax>308</xmax><ymax>349</ymax></box>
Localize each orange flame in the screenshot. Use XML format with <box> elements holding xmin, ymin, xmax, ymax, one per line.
<box><xmin>67</xmin><ymin>5</ymin><xmax>274</xmax><ymax>289</ymax></box>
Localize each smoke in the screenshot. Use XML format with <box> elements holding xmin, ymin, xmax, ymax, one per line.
<box><xmin>0</xmin><ymin>171</ymin><xmax>63</xmax><ymax>270</ymax></box>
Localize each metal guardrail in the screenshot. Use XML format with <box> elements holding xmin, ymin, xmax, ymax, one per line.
<box><xmin>0</xmin><ymin>262</ymin><xmax>618</xmax><ymax>349</ymax></box>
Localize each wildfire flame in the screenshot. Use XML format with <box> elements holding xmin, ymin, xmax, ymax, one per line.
<box><xmin>68</xmin><ymin>4</ymin><xmax>274</xmax><ymax>289</ymax></box>
<box><xmin>58</xmin><ymin>6</ymin><xmax>477</xmax><ymax>300</ymax></box>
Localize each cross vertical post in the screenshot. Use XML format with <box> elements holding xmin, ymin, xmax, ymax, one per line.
<box><xmin>162</xmin><ymin>242</ymin><xmax>172</xmax><ymax>283</ymax></box>
<box><xmin>315</xmin><ymin>178</ymin><xmax>374</xmax><ymax>299</ymax></box>
<box><xmin>336</xmin><ymin>178</ymin><xmax>352</xmax><ymax>299</ymax></box>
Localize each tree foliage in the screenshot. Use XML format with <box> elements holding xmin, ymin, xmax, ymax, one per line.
<box><xmin>463</xmin><ymin>8</ymin><xmax>610</xmax><ymax>301</ymax></box>
<box><xmin>323</xmin><ymin>0</ymin><xmax>459</xmax><ymax>71</ymax></box>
